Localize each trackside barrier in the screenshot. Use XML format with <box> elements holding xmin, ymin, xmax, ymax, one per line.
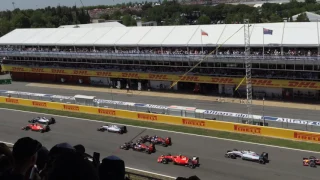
<box><xmin>1</xmin><ymin>96</ymin><xmax>320</xmax><ymax>144</ymax></box>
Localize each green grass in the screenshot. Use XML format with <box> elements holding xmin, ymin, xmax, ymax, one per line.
<box><xmin>1</xmin><ymin>103</ymin><xmax>320</xmax><ymax>153</ymax></box>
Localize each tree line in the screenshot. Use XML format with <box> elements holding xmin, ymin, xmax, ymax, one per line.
<box><xmin>0</xmin><ymin>0</ymin><xmax>318</xmax><ymax>36</ymax></box>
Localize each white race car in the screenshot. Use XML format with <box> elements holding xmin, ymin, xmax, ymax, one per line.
<box><xmin>97</xmin><ymin>124</ymin><xmax>127</xmax><ymax>134</ymax></box>
<box><xmin>28</xmin><ymin>117</ymin><xmax>56</xmax><ymax>125</ymax></box>
<box><xmin>225</xmin><ymin>149</ymin><xmax>269</xmax><ymax>164</ymax></box>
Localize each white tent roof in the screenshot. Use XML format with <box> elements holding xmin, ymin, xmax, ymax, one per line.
<box><xmin>59</xmin><ymin>22</ymin><xmax>125</xmax><ymax>28</ymax></box>
<box><xmin>0</xmin><ymin>22</ymin><xmax>320</xmax><ymax>47</ymax></box>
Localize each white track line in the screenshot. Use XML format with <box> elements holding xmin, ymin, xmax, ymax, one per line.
<box><xmin>0</xmin><ymin>140</ymin><xmax>176</xmax><ymax>179</ymax></box>
<box><xmin>1</xmin><ymin>107</ymin><xmax>320</xmax><ymax>154</ymax></box>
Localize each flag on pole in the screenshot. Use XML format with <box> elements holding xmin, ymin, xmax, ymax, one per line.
<box><xmin>201</xmin><ymin>30</ymin><xmax>208</xmax><ymax>36</ymax></box>
<box><xmin>263</xmin><ymin>28</ymin><xmax>273</xmax><ymax>35</ymax></box>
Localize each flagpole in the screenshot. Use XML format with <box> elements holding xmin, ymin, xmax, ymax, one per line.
<box><xmin>262</xmin><ymin>27</ymin><xmax>265</xmax><ymax>59</ymax></box>
<box><xmin>201</xmin><ymin>30</ymin><xmax>204</xmax><ymax>53</ymax></box>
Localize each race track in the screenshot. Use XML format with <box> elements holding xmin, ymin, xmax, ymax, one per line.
<box><xmin>1</xmin><ymin>82</ymin><xmax>320</xmax><ymax>122</ymax></box>
<box><xmin>0</xmin><ymin>108</ymin><xmax>319</xmax><ymax>180</ymax></box>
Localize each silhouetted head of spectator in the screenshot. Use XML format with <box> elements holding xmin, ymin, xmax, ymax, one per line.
<box><xmin>47</xmin><ymin>143</ymin><xmax>75</xmax><ymax>167</ymax></box>
<box><xmin>99</xmin><ymin>155</ymin><xmax>125</xmax><ymax>180</ymax></box>
<box><xmin>36</xmin><ymin>146</ymin><xmax>49</xmax><ymax>171</ymax></box>
<box><xmin>0</xmin><ymin>155</ymin><xmax>12</xmax><ymax>172</ymax></box>
<box><xmin>74</xmin><ymin>144</ymin><xmax>85</xmax><ymax>156</ymax></box>
<box><xmin>47</xmin><ymin>151</ymin><xmax>98</xmax><ymax>180</ymax></box>
<box><xmin>11</xmin><ymin>137</ymin><xmax>42</xmax><ymax>175</ymax></box>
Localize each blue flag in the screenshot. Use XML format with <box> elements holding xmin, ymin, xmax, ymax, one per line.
<box><xmin>263</xmin><ymin>28</ymin><xmax>273</xmax><ymax>35</ymax></box>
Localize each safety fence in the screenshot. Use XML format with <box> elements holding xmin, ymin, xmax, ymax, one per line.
<box><xmin>1</xmin><ymin>90</ymin><xmax>320</xmax><ymax>133</ymax></box>
<box><xmin>1</xmin><ymin>96</ymin><xmax>320</xmax><ymax>144</ymax></box>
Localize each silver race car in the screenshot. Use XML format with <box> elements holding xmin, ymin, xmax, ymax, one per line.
<box><xmin>28</xmin><ymin>117</ymin><xmax>56</xmax><ymax>125</ymax></box>
<box><xmin>97</xmin><ymin>124</ymin><xmax>127</xmax><ymax>134</ymax></box>
<box><xmin>225</xmin><ymin>149</ymin><xmax>269</xmax><ymax>164</ymax></box>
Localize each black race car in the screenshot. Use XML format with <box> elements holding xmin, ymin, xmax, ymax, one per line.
<box><xmin>120</xmin><ymin>142</ymin><xmax>156</xmax><ymax>154</ymax></box>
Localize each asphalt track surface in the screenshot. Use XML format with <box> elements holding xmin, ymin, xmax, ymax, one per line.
<box><xmin>1</xmin><ymin>82</ymin><xmax>320</xmax><ymax>122</ymax></box>
<box><xmin>1</xmin><ymin>109</ymin><xmax>320</xmax><ymax>180</ymax></box>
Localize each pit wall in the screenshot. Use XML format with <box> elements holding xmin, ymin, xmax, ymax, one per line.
<box><xmin>1</xmin><ymin>96</ymin><xmax>319</xmax><ymax>143</ymax></box>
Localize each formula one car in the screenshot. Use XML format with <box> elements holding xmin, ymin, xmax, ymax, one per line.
<box><xmin>21</xmin><ymin>123</ymin><xmax>50</xmax><ymax>133</ymax></box>
<box><xmin>225</xmin><ymin>149</ymin><xmax>269</xmax><ymax>164</ymax></box>
<box><xmin>97</xmin><ymin>124</ymin><xmax>127</xmax><ymax>134</ymax></box>
<box><xmin>138</xmin><ymin>135</ymin><xmax>172</xmax><ymax>147</ymax></box>
<box><xmin>28</xmin><ymin>117</ymin><xmax>56</xmax><ymax>125</ymax></box>
<box><xmin>303</xmin><ymin>156</ymin><xmax>320</xmax><ymax>167</ymax></box>
<box><xmin>120</xmin><ymin>142</ymin><xmax>156</xmax><ymax>154</ymax></box>
<box><xmin>157</xmin><ymin>154</ymin><xmax>200</xmax><ymax>169</ymax></box>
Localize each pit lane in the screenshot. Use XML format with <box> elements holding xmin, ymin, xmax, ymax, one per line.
<box><xmin>0</xmin><ymin>109</ymin><xmax>319</xmax><ymax>180</ymax></box>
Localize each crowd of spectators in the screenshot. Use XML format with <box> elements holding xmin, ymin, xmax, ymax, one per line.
<box><xmin>3</xmin><ymin>60</ymin><xmax>319</xmax><ymax>80</ymax></box>
<box><xmin>0</xmin><ymin>46</ymin><xmax>319</xmax><ymax>57</ymax></box>
<box><xmin>0</xmin><ymin>137</ymin><xmax>199</xmax><ymax>180</ymax></box>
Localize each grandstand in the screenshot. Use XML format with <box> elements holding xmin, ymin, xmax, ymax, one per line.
<box><xmin>0</xmin><ymin>22</ymin><xmax>319</xmax><ymax>102</ymax></box>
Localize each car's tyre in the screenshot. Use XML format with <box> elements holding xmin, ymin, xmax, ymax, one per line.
<box><xmin>162</xmin><ymin>143</ymin><xmax>168</xmax><ymax>147</ymax></box>
<box><xmin>161</xmin><ymin>159</ymin><xmax>168</xmax><ymax>164</ymax></box>
<box><xmin>259</xmin><ymin>159</ymin><xmax>265</xmax><ymax>164</ymax></box>
<box><xmin>224</xmin><ymin>154</ymin><xmax>230</xmax><ymax>158</ymax></box>
<box><xmin>25</xmin><ymin>126</ymin><xmax>30</xmax><ymax>130</ymax></box>
<box><xmin>310</xmin><ymin>161</ymin><xmax>316</xmax><ymax>167</ymax></box>
<box><xmin>230</xmin><ymin>154</ymin><xmax>236</xmax><ymax>159</ymax></box>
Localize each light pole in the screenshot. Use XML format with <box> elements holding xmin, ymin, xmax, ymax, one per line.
<box><xmin>262</xmin><ymin>97</ymin><xmax>265</xmax><ymax>126</ymax></box>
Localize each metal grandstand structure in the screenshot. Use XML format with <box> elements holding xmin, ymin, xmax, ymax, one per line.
<box><xmin>244</xmin><ymin>19</ymin><xmax>253</xmax><ymax>123</ymax></box>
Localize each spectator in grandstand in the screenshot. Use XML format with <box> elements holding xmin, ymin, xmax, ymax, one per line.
<box><xmin>98</xmin><ymin>155</ymin><xmax>126</xmax><ymax>180</ymax></box>
<box><xmin>46</xmin><ymin>151</ymin><xmax>99</xmax><ymax>180</ymax></box>
<box><xmin>0</xmin><ymin>143</ymin><xmax>13</xmax><ymax>173</ymax></box>
<box><xmin>0</xmin><ymin>137</ymin><xmax>42</xmax><ymax>180</ymax></box>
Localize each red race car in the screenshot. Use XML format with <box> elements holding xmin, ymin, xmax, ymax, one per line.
<box><xmin>138</xmin><ymin>135</ymin><xmax>172</xmax><ymax>147</ymax></box>
<box><xmin>21</xmin><ymin>123</ymin><xmax>50</xmax><ymax>133</ymax></box>
<box><xmin>157</xmin><ymin>154</ymin><xmax>200</xmax><ymax>168</ymax></box>
<box><xmin>303</xmin><ymin>156</ymin><xmax>320</xmax><ymax>167</ymax></box>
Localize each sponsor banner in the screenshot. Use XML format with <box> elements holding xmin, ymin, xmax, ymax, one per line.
<box><xmin>263</xmin><ymin>116</ymin><xmax>320</xmax><ymax>127</ymax></box>
<box><xmin>4</xmin><ymin>65</ymin><xmax>320</xmax><ymax>90</ymax></box>
<box><xmin>95</xmin><ymin>99</ymin><xmax>135</xmax><ymax>106</ymax></box>
<box><xmin>233</xmin><ymin>124</ymin><xmax>262</xmax><ymax>134</ymax></box>
<box><xmin>97</xmin><ymin>108</ymin><xmax>116</xmax><ymax>115</ymax></box>
<box><xmin>137</xmin><ymin>113</ymin><xmax>158</xmax><ymax>121</ymax></box>
<box><xmin>203</xmin><ymin>110</ymin><xmax>249</xmax><ymax>118</ymax></box>
<box><xmin>63</xmin><ymin>104</ymin><xmax>80</xmax><ymax>111</ymax></box>
<box><xmin>31</xmin><ymin>101</ymin><xmax>47</xmax><ymax>107</ymax></box>
<box><xmin>182</xmin><ymin>118</ymin><xmax>206</xmax><ymax>127</ymax></box>
<box><xmin>5</xmin><ymin>98</ymin><xmax>19</xmax><ymax>104</ymax></box>
<box><xmin>293</xmin><ymin>132</ymin><xmax>320</xmax><ymax>143</ymax></box>
<box><xmin>134</xmin><ymin>103</ymin><xmax>168</xmax><ymax>110</ymax></box>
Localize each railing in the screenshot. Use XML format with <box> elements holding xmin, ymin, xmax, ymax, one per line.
<box><xmin>1</xmin><ymin>50</ymin><xmax>320</xmax><ymax>64</ymax></box>
<box><xmin>1</xmin><ymin>90</ymin><xmax>320</xmax><ymax>133</ymax></box>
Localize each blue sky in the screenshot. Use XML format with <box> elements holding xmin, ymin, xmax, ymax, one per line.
<box><xmin>1</xmin><ymin>0</ymin><xmax>148</xmax><ymax>11</ymax></box>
